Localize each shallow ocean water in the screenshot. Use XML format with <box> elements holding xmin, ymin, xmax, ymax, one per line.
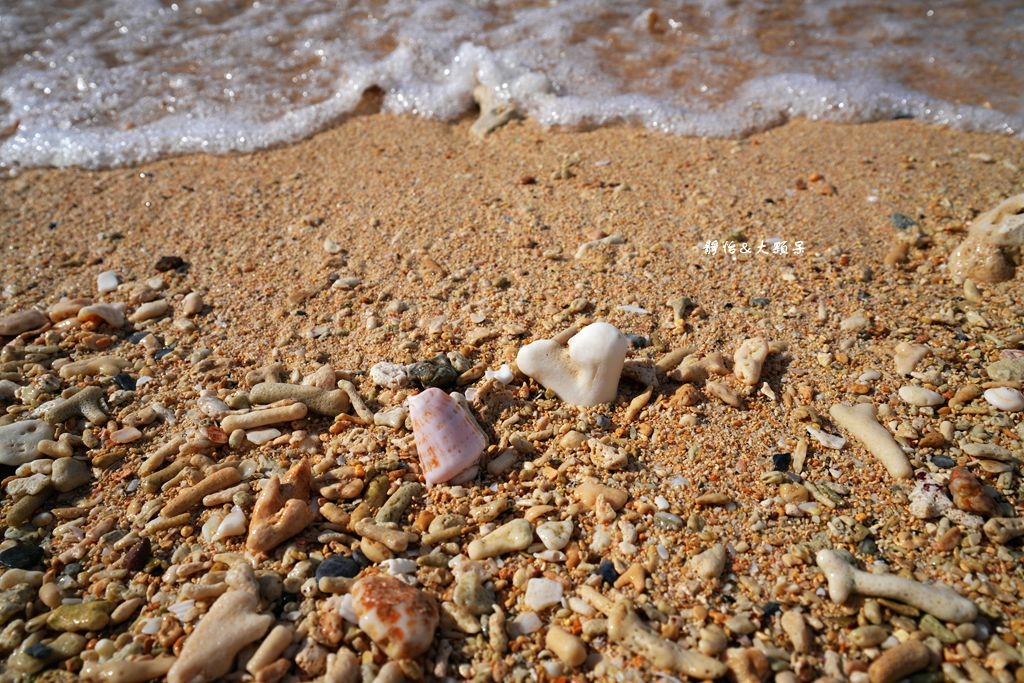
<box><xmin>1</xmin><ymin>0</ymin><xmax>1021</xmax><ymax>171</ymax></box>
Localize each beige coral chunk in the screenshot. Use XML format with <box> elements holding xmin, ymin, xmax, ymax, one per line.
<box><xmin>608</xmin><ymin>600</ymin><xmax>726</xmax><ymax>679</ymax></box>
<box><xmin>58</xmin><ymin>355</ymin><xmax>130</xmax><ymax>379</ymax></box>
<box><xmin>948</xmin><ymin>193</ymin><xmax>1024</xmax><ymax>283</ymax></box>
<box><xmin>166</xmin><ymin>589</ymin><xmax>273</xmax><ymax>683</ymax></box>
<box><xmin>733</xmin><ymin>337</ymin><xmax>769</xmax><ymax>386</ymax></box>
<box><xmin>246</xmin><ymin>458</ymin><xmax>317</xmax><ymax>554</ymax></box>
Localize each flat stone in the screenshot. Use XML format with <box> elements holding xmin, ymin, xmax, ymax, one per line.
<box><xmin>46</xmin><ymin>601</ymin><xmax>113</xmax><ymax>632</ymax></box>
<box><xmin>0</xmin><ymin>585</ymin><xmax>35</xmax><ymax>624</ymax></box>
<box><xmin>524</xmin><ymin>578</ymin><xmax>563</xmax><ymax>611</ymax></box>
<box><xmin>96</xmin><ymin>271</ymin><xmax>120</xmax><ymax>294</ymax></box>
<box><xmin>0</xmin><ymin>544</ymin><xmax>43</xmax><ymax>570</ymax></box>
<box><xmin>51</xmin><ymin>458</ymin><xmax>92</xmax><ymax>493</ymax></box>
<box><xmin>0</xmin><ymin>420</ymin><xmax>53</xmax><ymax>466</ymax></box>
<box><xmin>0</xmin><ymin>309</ymin><xmax>48</xmax><ymax>336</ymax></box>
<box><xmin>898</xmin><ymin>385</ymin><xmax>944</xmax><ymax>407</ymax></box>
<box><xmin>987</xmin><ymin>358</ymin><xmax>1024</xmax><ymax>382</ymax></box>
<box><xmin>315</xmin><ymin>555</ymin><xmax>361</xmax><ymax>580</ymax></box>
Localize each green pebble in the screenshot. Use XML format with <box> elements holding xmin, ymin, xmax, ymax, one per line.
<box><xmin>46</xmin><ymin>601</ymin><xmax>113</xmax><ymax>632</ymax></box>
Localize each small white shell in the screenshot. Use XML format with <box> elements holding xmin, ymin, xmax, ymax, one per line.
<box><xmin>983</xmin><ymin>387</ymin><xmax>1024</xmax><ymax>412</ymax></box>
<box><xmin>213</xmin><ymin>505</ymin><xmax>247</xmax><ymax>542</ymax></box>
<box><xmin>408</xmin><ymin>388</ymin><xmax>487</xmax><ymax>484</ymax></box>
<box><xmin>806</xmin><ymin>425</ymin><xmax>846</xmax><ymax>450</ymax></box>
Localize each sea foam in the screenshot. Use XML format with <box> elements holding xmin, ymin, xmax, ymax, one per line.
<box><xmin>1</xmin><ymin>0</ymin><xmax>1021</xmax><ymax>171</ymax></box>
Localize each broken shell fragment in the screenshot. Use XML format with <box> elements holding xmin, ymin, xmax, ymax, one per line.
<box><xmin>350</xmin><ymin>575</ymin><xmax>439</xmax><ymax>659</ymax></box>
<box><xmin>948</xmin><ymin>192</ymin><xmax>1024</xmax><ymax>283</ymax></box>
<box><xmin>408</xmin><ymin>387</ymin><xmax>487</xmax><ymax>485</ymax></box>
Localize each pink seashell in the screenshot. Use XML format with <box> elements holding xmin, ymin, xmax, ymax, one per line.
<box><xmin>409</xmin><ymin>387</ymin><xmax>487</xmax><ymax>484</ymax></box>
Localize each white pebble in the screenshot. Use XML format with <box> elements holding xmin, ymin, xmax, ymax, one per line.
<box><xmin>110</xmin><ymin>426</ymin><xmax>142</xmax><ymax>444</ymax></box>
<box><xmin>806</xmin><ymin>425</ymin><xmax>846</xmax><ymax>450</ymax></box>
<box><xmin>858</xmin><ymin>369</ymin><xmax>881</xmax><ymax>382</ymax></box>
<box><xmin>898</xmin><ymin>385</ymin><xmax>944</xmax><ymax>407</ymax></box>
<box><xmin>382</xmin><ymin>558</ymin><xmax>418</xmax><ymax>575</ymax></box>
<box><xmin>983</xmin><ymin>387</ymin><xmax>1024</xmax><ymax>412</ymax></box>
<box><xmin>509</xmin><ymin>611</ymin><xmax>543</xmax><ymax>636</ymax></box>
<box><xmin>484</xmin><ymin>363</ymin><xmax>515</xmax><ymax>385</ymax></box>
<box><xmin>212</xmin><ymin>505</ymin><xmax>246</xmax><ymax>542</ymax></box>
<box><xmin>524</xmin><ymin>578</ymin><xmax>563</xmax><ymax>611</ymax></box>
<box><xmin>97</xmin><ymin>270</ymin><xmax>120</xmax><ymax>294</ymax></box>
<box><xmin>536</xmin><ymin>520</ymin><xmax>573</xmax><ymax>551</ymax></box>
<box><xmin>246</xmin><ymin>428</ymin><xmax>281</xmax><ymax>445</ymax></box>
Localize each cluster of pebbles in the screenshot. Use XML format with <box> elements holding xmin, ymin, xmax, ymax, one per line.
<box><xmin>1</xmin><ymin>190</ymin><xmax>1024</xmax><ymax>683</ymax></box>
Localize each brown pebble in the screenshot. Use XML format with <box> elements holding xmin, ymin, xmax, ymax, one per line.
<box><xmin>868</xmin><ymin>639</ymin><xmax>932</xmax><ymax>683</ymax></box>
<box><xmin>934</xmin><ymin>527</ymin><xmax>962</xmax><ymax>552</ymax></box>
<box><xmin>949</xmin><ymin>467</ymin><xmax>998</xmax><ymax>517</ymax></box>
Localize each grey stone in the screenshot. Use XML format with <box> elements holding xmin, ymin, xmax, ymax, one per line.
<box><xmin>0</xmin><ymin>420</ymin><xmax>53</xmax><ymax>466</ymax></box>
<box><xmin>51</xmin><ymin>458</ymin><xmax>91</xmax><ymax>493</ymax></box>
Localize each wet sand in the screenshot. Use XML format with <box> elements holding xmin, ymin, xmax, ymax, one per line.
<box><xmin>0</xmin><ymin>115</ymin><xmax>1023</xmax><ymax>682</ymax></box>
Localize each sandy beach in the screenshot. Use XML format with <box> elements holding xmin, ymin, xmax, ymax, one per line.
<box><xmin>1</xmin><ymin>114</ymin><xmax>1023</xmax><ymax>682</ymax></box>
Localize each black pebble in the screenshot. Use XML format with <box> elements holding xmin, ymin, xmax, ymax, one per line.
<box><xmin>154</xmin><ymin>347</ymin><xmax>175</xmax><ymax>360</ymax></box>
<box><xmin>25</xmin><ymin>642</ymin><xmax>53</xmax><ymax>659</ymax></box>
<box><xmin>154</xmin><ymin>255</ymin><xmax>187</xmax><ymax>272</ymax></box>
<box><xmin>351</xmin><ymin>547</ymin><xmax>372</xmax><ymax>568</ymax></box>
<box><xmin>932</xmin><ymin>455</ymin><xmax>955</xmax><ymax>468</ymax></box>
<box><xmin>112</xmin><ymin>373</ymin><xmax>136</xmax><ymax>391</ymax></box>
<box><xmin>316</xmin><ymin>555</ymin><xmax>361</xmax><ymax>580</ymax></box>
<box><xmin>0</xmin><ymin>544</ymin><xmax>43</xmax><ymax>570</ymax></box>
<box><xmin>761</xmin><ymin>601</ymin><xmax>782</xmax><ymax>623</ymax></box>
<box><xmin>128</xmin><ymin>331</ymin><xmax>149</xmax><ymax>344</ymax></box>
<box><xmin>597</xmin><ymin>560</ymin><xmax>618</xmax><ymax>585</ymax></box>
<box><xmin>771</xmin><ymin>453</ymin><xmax>791</xmax><ymax>472</ymax></box>
<box><xmin>626</xmin><ymin>334</ymin><xmax>650</xmax><ymax>349</ymax></box>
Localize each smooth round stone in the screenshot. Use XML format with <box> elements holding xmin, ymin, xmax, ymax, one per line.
<box><xmin>112</xmin><ymin>373</ymin><xmax>136</xmax><ymax>391</ymax></box>
<box><xmin>315</xmin><ymin>555</ymin><xmax>361</xmax><ymax>581</ymax></box>
<box><xmin>931</xmin><ymin>455</ymin><xmax>956</xmax><ymax>468</ymax></box>
<box><xmin>51</xmin><ymin>458</ymin><xmax>91</xmax><ymax>493</ymax></box>
<box><xmin>898</xmin><ymin>385</ymin><xmax>944</xmax><ymax>407</ymax></box>
<box><xmin>0</xmin><ymin>544</ymin><xmax>43</xmax><ymax>569</ymax></box>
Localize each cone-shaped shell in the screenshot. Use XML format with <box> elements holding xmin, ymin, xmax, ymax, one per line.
<box><xmin>409</xmin><ymin>387</ymin><xmax>487</xmax><ymax>484</ymax></box>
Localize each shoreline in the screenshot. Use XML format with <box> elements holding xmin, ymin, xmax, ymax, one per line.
<box><xmin>1</xmin><ymin>115</ymin><xmax>1023</xmax><ymax>681</ymax></box>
